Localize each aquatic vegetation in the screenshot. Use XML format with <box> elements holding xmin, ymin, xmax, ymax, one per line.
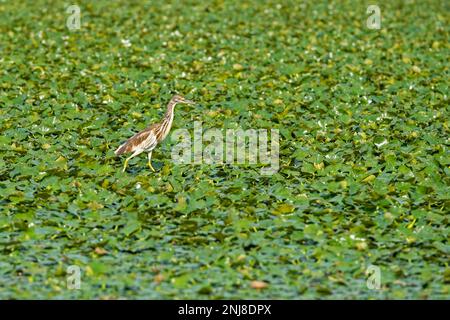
<box><xmin>0</xmin><ymin>0</ymin><xmax>448</xmax><ymax>299</ymax></box>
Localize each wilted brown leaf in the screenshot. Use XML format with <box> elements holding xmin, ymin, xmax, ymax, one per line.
<box><xmin>250</xmin><ymin>280</ymin><xmax>268</xmax><ymax>289</ymax></box>
<box><xmin>94</xmin><ymin>247</ymin><xmax>107</xmax><ymax>255</ymax></box>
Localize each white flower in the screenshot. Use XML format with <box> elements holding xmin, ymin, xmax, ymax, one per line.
<box><xmin>121</xmin><ymin>39</ymin><xmax>131</xmax><ymax>48</ymax></box>
<box><xmin>350</xmin><ymin>234</ymin><xmax>365</xmax><ymax>241</ymax></box>
<box><xmin>374</xmin><ymin>139</ymin><xmax>388</xmax><ymax>148</ymax></box>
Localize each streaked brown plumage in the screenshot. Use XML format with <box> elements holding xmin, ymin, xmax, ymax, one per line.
<box><xmin>115</xmin><ymin>94</ymin><xmax>194</xmax><ymax>172</ymax></box>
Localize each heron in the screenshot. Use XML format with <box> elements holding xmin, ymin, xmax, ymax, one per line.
<box><xmin>114</xmin><ymin>94</ymin><xmax>195</xmax><ymax>172</ymax></box>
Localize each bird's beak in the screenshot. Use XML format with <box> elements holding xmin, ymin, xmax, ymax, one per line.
<box><xmin>182</xmin><ymin>99</ymin><xmax>195</xmax><ymax>105</ymax></box>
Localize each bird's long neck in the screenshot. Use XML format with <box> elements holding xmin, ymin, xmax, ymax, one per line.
<box><xmin>163</xmin><ymin>100</ymin><xmax>177</xmax><ymax>121</ymax></box>
<box><xmin>156</xmin><ymin>100</ymin><xmax>177</xmax><ymax>141</ymax></box>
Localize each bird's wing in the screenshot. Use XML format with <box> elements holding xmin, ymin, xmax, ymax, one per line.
<box><xmin>115</xmin><ymin>124</ymin><xmax>158</xmax><ymax>155</ymax></box>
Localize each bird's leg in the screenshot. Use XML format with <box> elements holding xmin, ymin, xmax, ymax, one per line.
<box><xmin>148</xmin><ymin>151</ymin><xmax>155</xmax><ymax>172</ymax></box>
<box><xmin>123</xmin><ymin>150</ymin><xmax>141</xmax><ymax>172</ymax></box>
<box><xmin>122</xmin><ymin>158</ymin><xmax>130</xmax><ymax>172</ymax></box>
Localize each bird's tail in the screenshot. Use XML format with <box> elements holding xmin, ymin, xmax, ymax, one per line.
<box><xmin>114</xmin><ymin>143</ymin><xmax>127</xmax><ymax>155</ymax></box>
